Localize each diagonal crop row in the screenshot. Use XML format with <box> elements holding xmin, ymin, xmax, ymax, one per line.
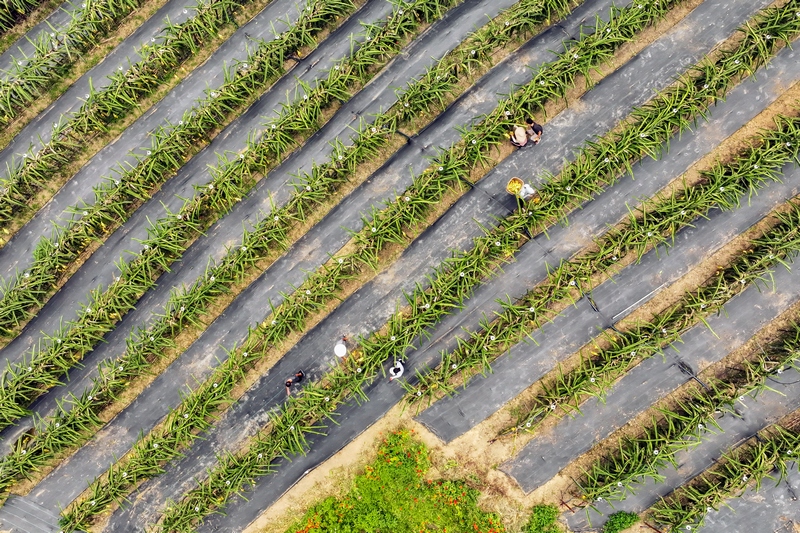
<box><xmin>412</xmin><ymin>110</ymin><xmax>800</xmax><ymax>410</ymax></box>
<box><xmin>578</xmin><ymin>317</ymin><xmax>800</xmax><ymax>505</ymax></box>
<box><xmin>50</xmin><ymin>4</ymin><xmax>800</xmax><ymax>523</ymax></box>
<box><xmin>0</xmin><ymin>0</ymin><xmax>284</xmax><ymax>230</ymax></box>
<box><xmin>55</xmin><ymin>0</ymin><xmax>688</xmax><ymax>527</ymax></box>
<box><xmin>650</xmin><ymin>421</ymin><xmax>800</xmax><ymax>532</ymax></box>
<box><xmin>0</xmin><ymin>0</ymin><xmax>149</xmax><ymax>122</ymax></box>
<box><xmin>0</xmin><ymin>0</ymin><xmax>468</xmax><ymax>431</ymax></box>
<box><xmin>485</xmin><ymin>119</ymin><xmax>800</xmax><ymax>436</ymax></box>
<box><xmin>53</xmin><ymin>0</ymin><xmax>737</xmax><ymax>528</ymax></box>
<box><xmin>0</xmin><ymin>0</ymin><xmax>48</xmax><ymax>34</ymax></box>
<box><xmin>0</xmin><ymin>0</ymin><xmax>570</xmax><ymax>499</ymax></box>
<box><xmin>400</xmin><ymin>5</ymin><xmax>800</xmax><ymax>407</ymax></box>
<box><xmin>0</xmin><ymin>0</ymin><xmax>359</xmax><ymax>335</ymax></box>
<box><xmin>75</xmin><ymin>2</ymin><xmax>800</xmax><ymax>529</ymax></box>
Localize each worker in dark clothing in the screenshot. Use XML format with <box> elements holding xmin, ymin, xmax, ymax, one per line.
<box><xmin>285</xmin><ymin>370</ymin><xmax>305</xmax><ymax>396</ymax></box>
<box><xmin>526</xmin><ymin>117</ymin><xmax>543</xmax><ymax>144</ymax></box>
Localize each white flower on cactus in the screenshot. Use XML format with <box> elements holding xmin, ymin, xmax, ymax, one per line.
<box><xmin>357</xmin><ymin>367</ymin><xmax>362</xmax><ymax>373</ymax></box>
<box><xmin>452</xmin><ymin>364</ymin><xmax>457</xmax><ymax>369</ymax></box>
<box><xmin>404</xmin><ymin>196</ymin><xmax>410</xmax><ymax>202</ymax></box>
<box><xmin>305</xmin><ymin>290</ymin><xmax>311</xmax><ymax>295</ymax></box>
<box><xmin>653</xmin><ymin>449</ymin><xmax>659</xmax><ymax>455</ymax></box>
<box><xmin>153</xmin><ymin>443</ymin><xmax>158</xmax><ymax>448</ymax></box>
<box><xmin>122</xmin><ymin>472</ymin><xmax>128</xmax><ymax>478</ymax></box>
<box><xmin>213</xmin><ymin>383</ymin><xmax>218</xmax><ymax>388</ymax></box>
<box><xmin>372</xmin><ymin>227</ymin><xmax>377</xmax><ymax>232</ymax></box>
<box><xmin>371</xmin><ymin>127</ymin><xmax>377</xmax><ymax>133</ymax></box>
<box><xmin>83</xmin><ymin>211</ymin><xmax>88</xmax><ymax>216</ymax></box>
<box><xmin>23</xmin><ymin>272</ymin><xmax>29</xmax><ymax>278</ymax></box>
<box><xmin>210</xmin><ymin>276</ymin><xmax>215</xmax><ymax>282</ymax></box>
<box><xmin>390</xmin><ymin>336</ymin><xmax>396</xmax><ymax>341</ymax></box>
<box><xmin>550</xmin><ymin>403</ymin><xmax>556</xmax><ymax>411</ymax></box>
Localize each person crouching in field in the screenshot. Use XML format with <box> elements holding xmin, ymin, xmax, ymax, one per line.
<box><xmin>510</xmin><ymin>125</ymin><xmax>528</xmax><ymax>148</ymax></box>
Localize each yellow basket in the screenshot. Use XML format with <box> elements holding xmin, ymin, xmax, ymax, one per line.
<box><xmin>506</xmin><ymin>177</ymin><xmax>524</xmax><ymax>196</ymax></box>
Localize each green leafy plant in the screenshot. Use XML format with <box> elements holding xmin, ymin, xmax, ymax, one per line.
<box><xmin>524</xmin><ymin>504</ymin><xmax>562</xmax><ymax>533</ymax></box>
<box><xmin>602</xmin><ymin>511</ymin><xmax>639</xmax><ymax>532</ymax></box>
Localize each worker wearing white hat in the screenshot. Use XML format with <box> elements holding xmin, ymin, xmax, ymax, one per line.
<box><xmin>334</xmin><ymin>336</ymin><xmax>348</xmax><ymax>359</ymax></box>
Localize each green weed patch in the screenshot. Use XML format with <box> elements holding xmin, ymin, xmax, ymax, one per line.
<box><xmin>284</xmin><ymin>429</ymin><xmax>504</xmax><ymax>533</ymax></box>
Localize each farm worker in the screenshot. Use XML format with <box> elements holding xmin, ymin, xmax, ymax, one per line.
<box><xmin>389</xmin><ymin>360</ymin><xmax>404</xmax><ymax>381</ymax></box>
<box><xmin>334</xmin><ymin>336</ymin><xmax>348</xmax><ymax>360</ymax></box>
<box><xmin>285</xmin><ymin>370</ymin><xmax>305</xmax><ymax>396</ymax></box>
<box><xmin>526</xmin><ymin>118</ymin><xmax>543</xmax><ymax>144</ymax></box>
<box><xmin>509</xmin><ymin>126</ymin><xmax>528</xmax><ymax>147</ymax></box>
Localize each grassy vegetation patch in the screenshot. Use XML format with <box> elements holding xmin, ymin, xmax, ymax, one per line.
<box><xmin>285</xmin><ymin>429</ymin><xmax>504</xmax><ymax>533</ymax></box>
<box><xmin>522</xmin><ymin>504</ymin><xmax>562</xmax><ymax>533</ymax></box>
